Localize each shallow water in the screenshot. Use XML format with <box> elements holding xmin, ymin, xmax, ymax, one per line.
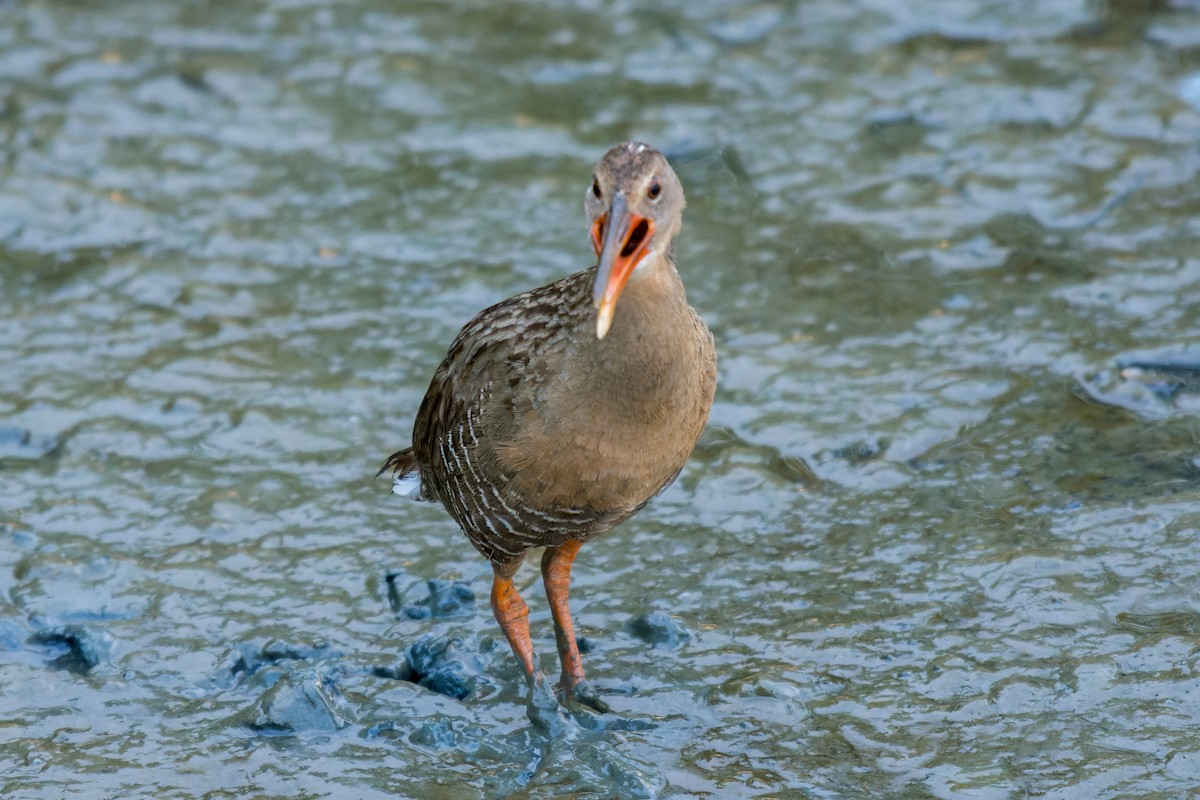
<box><xmin>2</xmin><ymin>1</ymin><xmax>1200</xmax><ymax>797</ymax></box>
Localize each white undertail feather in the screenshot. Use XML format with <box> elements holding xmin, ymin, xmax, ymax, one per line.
<box><xmin>392</xmin><ymin>471</ymin><xmax>422</xmax><ymax>498</ymax></box>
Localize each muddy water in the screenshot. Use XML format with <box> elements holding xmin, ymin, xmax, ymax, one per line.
<box><xmin>2</xmin><ymin>1</ymin><xmax>1200</xmax><ymax>797</ymax></box>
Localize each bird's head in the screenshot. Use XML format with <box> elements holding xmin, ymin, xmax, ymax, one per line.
<box><xmin>585</xmin><ymin>142</ymin><xmax>686</xmax><ymax>340</ymax></box>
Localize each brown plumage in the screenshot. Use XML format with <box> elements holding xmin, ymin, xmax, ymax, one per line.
<box><xmin>380</xmin><ymin>142</ymin><xmax>716</xmax><ymax>709</ymax></box>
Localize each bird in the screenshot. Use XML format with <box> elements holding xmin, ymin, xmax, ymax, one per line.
<box><xmin>379</xmin><ymin>141</ymin><xmax>716</xmax><ymax>710</ymax></box>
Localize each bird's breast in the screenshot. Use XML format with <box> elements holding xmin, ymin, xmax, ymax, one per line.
<box><xmin>494</xmin><ymin>301</ymin><xmax>713</xmax><ymax>515</ymax></box>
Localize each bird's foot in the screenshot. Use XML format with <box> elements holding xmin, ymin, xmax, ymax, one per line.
<box><xmin>559</xmin><ymin>676</ymin><xmax>612</xmax><ymax>714</ymax></box>
<box><xmin>525</xmin><ymin>671</ymin><xmax>574</xmax><ymax>737</ymax></box>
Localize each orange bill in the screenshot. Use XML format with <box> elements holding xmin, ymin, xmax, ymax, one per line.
<box><xmin>591</xmin><ymin>190</ymin><xmax>655</xmax><ymax>340</ymax></box>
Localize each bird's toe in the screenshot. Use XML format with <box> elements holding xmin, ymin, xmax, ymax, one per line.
<box><xmin>526</xmin><ymin>671</ymin><xmax>573</xmax><ymax>736</ymax></box>
<box><xmin>562</xmin><ymin>676</ymin><xmax>612</xmax><ymax>714</ymax></box>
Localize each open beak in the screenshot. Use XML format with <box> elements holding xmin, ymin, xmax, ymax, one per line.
<box><xmin>591</xmin><ymin>191</ymin><xmax>655</xmax><ymax>340</ymax></box>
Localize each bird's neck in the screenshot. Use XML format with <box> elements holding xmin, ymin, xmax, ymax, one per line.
<box><xmin>626</xmin><ymin>240</ymin><xmax>677</xmax><ymax>287</ymax></box>
<box><xmin>607</xmin><ymin>246</ymin><xmax>686</xmax><ymax>330</ymax></box>
<box><xmin>576</xmin><ymin>248</ymin><xmax>696</xmax><ymax>404</ymax></box>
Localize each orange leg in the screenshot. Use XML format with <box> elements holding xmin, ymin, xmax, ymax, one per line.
<box><xmin>541</xmin><ymin>541</ymin><xmax>586</xmax><ymax>695</ymax></box>
<box><xmin>491</xmin><ymin>571</ymin><xmax>536</xmax><ymax>679</ymax></box>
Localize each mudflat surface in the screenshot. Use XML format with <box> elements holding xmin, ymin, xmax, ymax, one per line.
<box><xmin>3</xmin><ymin>2</ymin><xmax>1200</xmax><ymax>797</ymax></box>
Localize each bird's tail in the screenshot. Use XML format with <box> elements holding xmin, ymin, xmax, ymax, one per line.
<box><xmin>377</xmin><ymin>448</ymin><xmax>423</xmax><ymax>499</ymax></box>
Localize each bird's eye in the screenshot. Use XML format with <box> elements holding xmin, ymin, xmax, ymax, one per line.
<box><xmin>592</xmin><ymin>179</ymin><xmax>602</xmax><ymax>199</ymax></box>
<box><xmin>647</xmin><ymin>179</ymin><xmax>662</xmax><ymax>201</ymax></box>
